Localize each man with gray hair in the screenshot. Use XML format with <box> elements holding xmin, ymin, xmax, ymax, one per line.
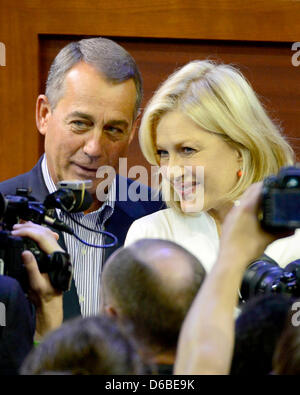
<box><xmin>101</xmin><ymin>238</ymin><xmax>206</xmax><ymax>374</ymax></box>
<box><xmin>0</xmin><ymin>37</ymin><xmax>163</xmax><ymax>320</ymax></box>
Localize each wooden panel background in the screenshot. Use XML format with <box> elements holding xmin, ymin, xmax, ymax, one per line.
<box><xmin>1</xmin><ymin>0</ymin><xmax>300</xmax><ymax>182</ymax></box>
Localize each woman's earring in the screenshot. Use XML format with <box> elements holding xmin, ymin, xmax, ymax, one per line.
<box><xmin>237</xmin><ymin>170</ymin><xmax>242</xmax><ymax>178</ymax></box>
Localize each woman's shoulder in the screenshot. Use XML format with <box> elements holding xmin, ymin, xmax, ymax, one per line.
<box><xmin>124</xmin><ymin>207</ymin><xmax>212</xmax><ymax>247</ymax></box>
<box><xmin>125</xmin><ymin>207</ymin><xmax>193</xmax><ymax>246</ymax></box>
<box><xmin>128</xmin><ymin>207</ymin><xmax>214</xmax><ymax>231</ymax></box>
<box><xmin>129</xmin><ymin>207</ymin><xmax>176</xmax><ymax>228</ymax></box>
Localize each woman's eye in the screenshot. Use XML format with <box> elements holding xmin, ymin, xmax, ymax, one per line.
<box><xmin>182</xmin><ymin>147</ymin><xmax>195</xmax><ymax>154</ymax></box>
<box><xmin>156</xmin><ymin>149</ymin><xmax>169</xmax><ymax>158</ymax></box>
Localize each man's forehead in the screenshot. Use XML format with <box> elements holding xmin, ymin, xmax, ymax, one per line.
<box><xmin>57</xmin><ymin>64</ymin><xmax>136</xmax><ymax>123</ymax></box>
<box><xmin>65</xmin><ymin>62</ymin><xmax>105</xmax><ymax>82</ymax></box>
<box><xmin>64</xmin><ymin>62</ymin><xmax>136</xmax><ymax>96</ymax></box>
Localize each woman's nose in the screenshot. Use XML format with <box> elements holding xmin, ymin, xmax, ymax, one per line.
<box><xmin>160</xmin><ymin>163</ymin><xmax>184</xmax><ymax>183</ymax></box>
<box><xmin>168</xmin><ymin>164</ymin><xmax>184</xmax><ymax>181</ymax></box>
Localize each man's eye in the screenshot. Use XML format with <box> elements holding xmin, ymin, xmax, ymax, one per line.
<box><xmin>71</xmin><ymin>120</ymin><xmax>88</xmax><ymax>129</ymax></box>
<box><xmin>104</xmin><ymin>125</ymin><xmax>124</xmax><ymax>134</ymax></box>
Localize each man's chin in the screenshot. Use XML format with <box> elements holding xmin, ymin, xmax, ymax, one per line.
<box><xmin>69</xmin><ymin>163</ymin><xmax>99</xmax><ymax>180</ymax></box>
<box><xmin>59</xmin><ymin>167</ymin><xmax>114</xmax><ymax>196</ymax></box>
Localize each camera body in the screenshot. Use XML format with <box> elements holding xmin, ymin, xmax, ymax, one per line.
<box><xmin>0</xmin><ymin>232</ymin><xmax>72</xmax><ymax>292</ymax></box>
<box><xmin>241</xmin><ymin>166</ymin><xmax>300</xmax><ymax>303</ymax></box>
<box><xmin>260</xmin><ymin>165</ymin><xmax>300</xmax><ymax>232</ymax></box>
<box><xmin>0</xmin><ymin>188</ymin><xmax>73</xmax><ymax>292</ymax></box>
<box><xmin>56</xmin><ymin>179</ymin><xmax>92</xmax><ymax>190</ymax></box>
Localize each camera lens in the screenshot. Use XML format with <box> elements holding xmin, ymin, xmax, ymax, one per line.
<box><xmin>241</xmin><ymin>261</ymin><xmax>284</xmax><ymax>301</ymax></box>
<box><xmin>241</xmin><ymin>259</ymin><xmax>300</xmax><ymax>303</ymax></box>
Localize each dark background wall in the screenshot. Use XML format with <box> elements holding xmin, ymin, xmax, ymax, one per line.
<box><xmin>1</xmin><ymin>0</ymin><xmax>299</xmax><ymax>182</ymax></box>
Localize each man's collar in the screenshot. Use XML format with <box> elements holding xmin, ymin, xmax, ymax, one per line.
<box><xmin>41</xmin><ymin>154</ymin><xmax>116</xmax><ymax>213</ymax></box>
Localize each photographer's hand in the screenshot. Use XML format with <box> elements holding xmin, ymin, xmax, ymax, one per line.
<box><xmin>11</xmin><ymin>222</ymin><xmax>64</xmax><ymax>340</ymax></box>
<box><xmin>219</xmin><ymin>182</ymin><xmax>294</xmax><ymax>267</ymax></box>
<box><xmin>175</xmin><ymin>182</ymin><xmax>290</xmax><ymax>375</ymax></box>
<box><xmin>219</xmin><ymin>182</ymin><xmax>278</xmax><ymax>266</ymax></box>
<box><xmin>12</xmin><ymin>221</ymin><xmax>64</xmax><ymax>254</ymax></box>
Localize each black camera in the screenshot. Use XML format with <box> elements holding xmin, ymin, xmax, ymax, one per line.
<box><xmin>240</xmin><ymin>165</ymin><xmax>300</xmax><ymax>303</ymax></box>
<box><xmin>0</xmin><ymin>230</ymin><xmax>72</xmax><ymax>292</ymax></box>
<box><xmin>0</xmin><ymin>187</ymin><xmax>92</xmax><ymax>293</ymax></box>
<box><xmin>260</xmin><ymin>165</ymin><xmax>300</xmax><ymax>232</ymax></box>
<box><xmin>241</xmin><ymin>258</ymin><xmax>300</xmax><ymax>303</ymax></box>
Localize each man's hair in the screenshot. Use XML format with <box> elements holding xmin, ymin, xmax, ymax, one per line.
<box><xmin>273</xmin><ymin>301</ymin><xmax>300</xmax><ymax>375</ymax></box>
<box><xmin>102</xmin><ymin>239</ymin><xmax>206</xmax><ymax>354</ymax></box>
<box><xmin>45</xmin><ymin>37</ymin><xmax>143</xmax><ymax>120</ymax></box>
<box><xmin>20</xmin><ymin>315</ymin><xmax>145</xmax><ymax>375</ymax></box>
<box><xmin>230</xmin><ymin>294</ymin><xmax>293</xmax><ymax>375</ymax></box>
<box><xmin>139</xmin><ymin>60</ymin><xmax>294</xmax><ymax>211</ymax></box>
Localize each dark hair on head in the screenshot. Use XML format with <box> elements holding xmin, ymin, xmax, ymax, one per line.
<box><xmin>45</xmin><ymin>37</ymin><xmax>143</xmax><ymax>120</ymax></box>
<box><xmin>20</xmin><ymin>315</ymin><xmax>146</xmax><ymax>375</ymax></box>
<box><xmin>273</xmin><ymin>299</ymin><xmax>300</xmax><ymax>375</ymax></box>
<box><xmin>230</xmin><ymin>294</ymin><xmax>294</xmax><ymax>375</ymax></box>
<box><xmin>102</xmin><ymin>239</ymin><xmax>206</xmax><ymax>354</ymax></box>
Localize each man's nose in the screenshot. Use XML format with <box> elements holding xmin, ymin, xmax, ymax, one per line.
<box><xmin>83</xmin><ymin>130</ymin><xmax>104</xmax><ymax>159</ymax></box>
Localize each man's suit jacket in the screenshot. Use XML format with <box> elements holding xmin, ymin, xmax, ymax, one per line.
<box><xmin>0</xmin><ymin>276</ymin><xmax>35</xmax><ymax>375</ymax></box>
<box><xmin>0</xmin><ymin>157</ymin><xmax>164</xmax><ymax>319</ymax></box>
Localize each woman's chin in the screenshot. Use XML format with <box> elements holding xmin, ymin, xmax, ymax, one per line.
<box><xmin>179</xmin><ymin>196</ymin><xmax>204</xmax><ymax>214</ymax></box>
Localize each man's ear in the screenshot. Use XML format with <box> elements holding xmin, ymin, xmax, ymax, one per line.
<box><xmin>128</xmin><ymin>114</ymin><xmax>141</xmax><ymax>145</ymax></box>
<box><xmin>36</xmin><ymin>95</ymin><xmax>52</xmax><ymax>136</ymax></box>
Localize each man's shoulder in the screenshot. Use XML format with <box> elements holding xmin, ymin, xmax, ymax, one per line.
<box><xmin>115</xmin><ymin>175</ymin><xmax>165</xmax><ymax>218</ymax></box>
<box><xmin>0</xmin><ymin>171</ymin><xmax>32</xmax><ymax>194</ymax></box>
<box><xmin>0</xmin><ymin>158</ymin><xmax>47</xmax><ymax>200</ymax></box>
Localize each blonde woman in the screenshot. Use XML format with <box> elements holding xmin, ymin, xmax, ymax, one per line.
<box><xmin>125</xmin><ymin>60</ymin><xmax>299</xmax><ymax>273</ymax></box>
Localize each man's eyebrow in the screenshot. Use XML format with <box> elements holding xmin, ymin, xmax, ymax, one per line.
<box><xmin>105</xmin><ymin>119</ymin><xmax>130</xmax><ymax>129</ymax></box>
<box><xmin>66</xmin><ymin>111</ymin><xmax>94</xmax><ymax>121</ymax></box>
<box><xmin>66</xmin><ymin>112</ymin><xmax>130</xmax><ymax>128</ymax></box>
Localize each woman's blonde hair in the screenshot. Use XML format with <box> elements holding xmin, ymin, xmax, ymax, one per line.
<box><xmin>139</xmin><ymin>60</ymin><xmax>295</xmax><ymax>210</ymax></box>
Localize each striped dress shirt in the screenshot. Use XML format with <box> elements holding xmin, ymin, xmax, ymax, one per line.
<box><xmin>41</xmin><ymin>155</ymin><xmax>116</xmax><ymax>317</ymax></box>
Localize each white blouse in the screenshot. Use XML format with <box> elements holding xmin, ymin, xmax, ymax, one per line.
<box><xmin>125</xmin><ymin>208</ymin><xmax>300</xmax><ymax>273</ymax></box>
